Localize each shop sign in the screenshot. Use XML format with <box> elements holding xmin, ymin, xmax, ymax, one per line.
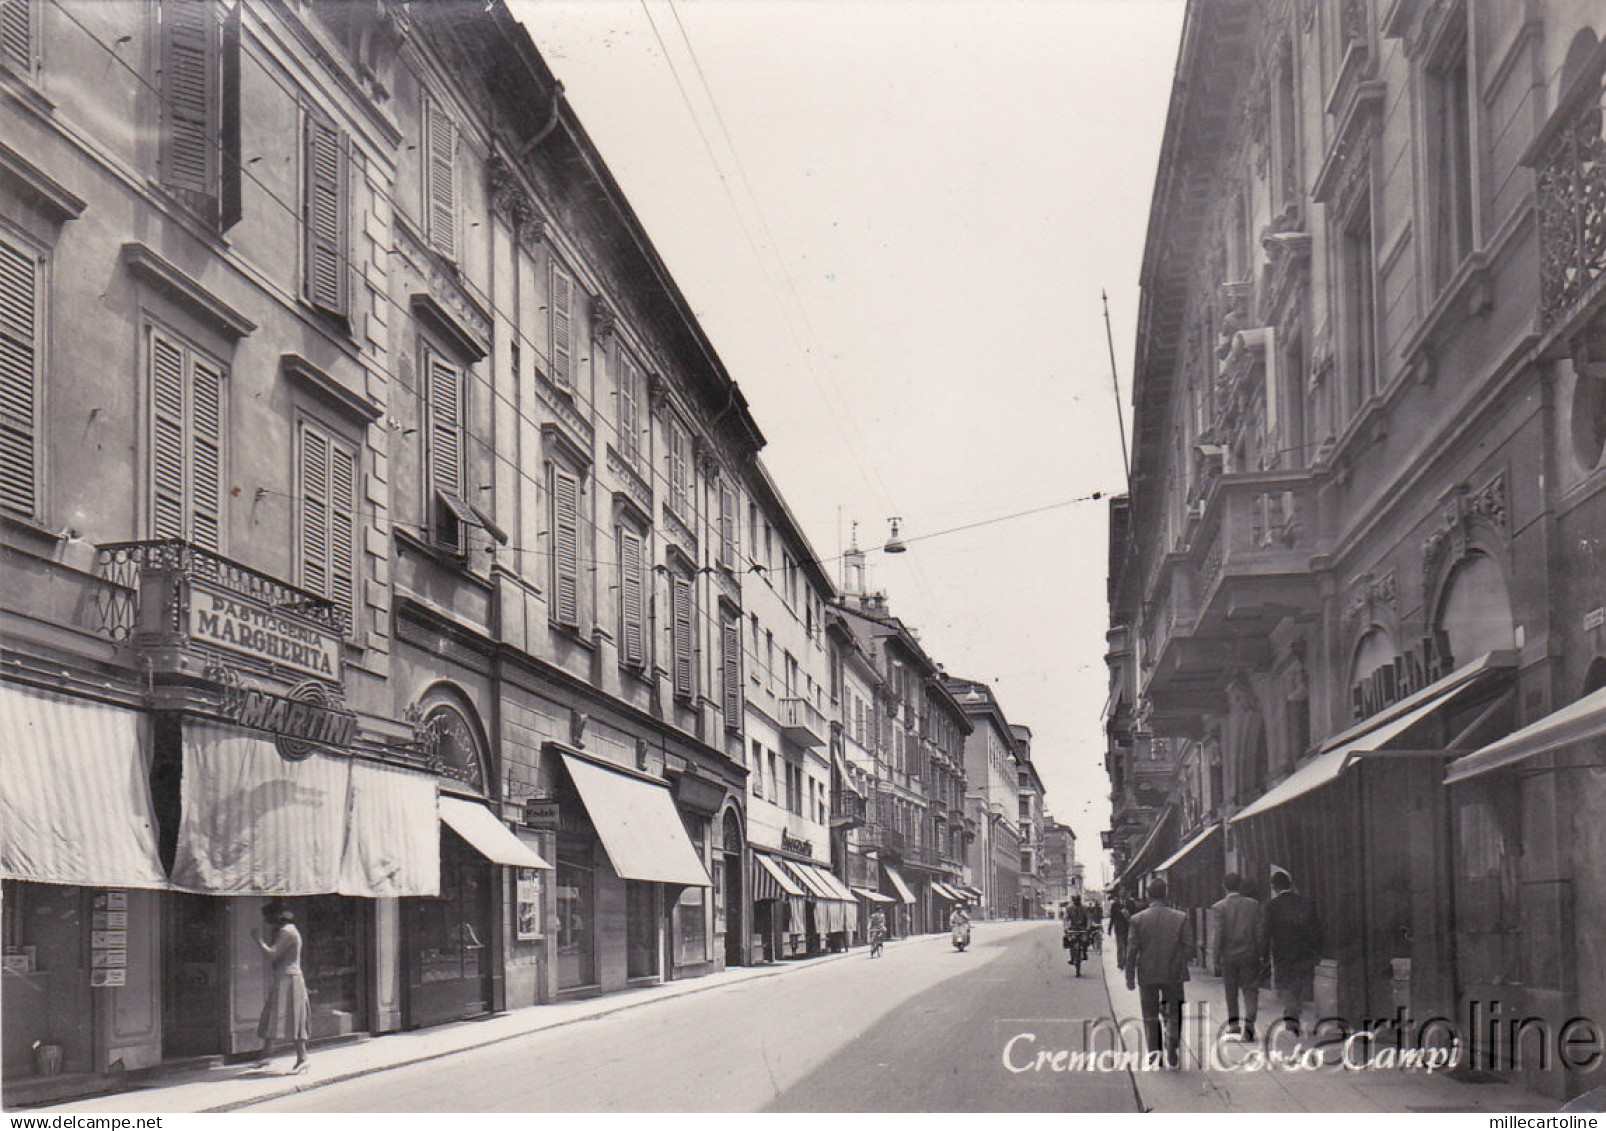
<box><xmin>187</xmin><ymin>577</ymin><xmax>342</xmax><ymax>681</ymax></box>
<box><xmin>215</xmin><ymin>675</ymin><xmax>358</xmax><ymax>761</ymax></box>
<box><xmin>781</xmin><ymin>831</ymin><xmax>812</xmax><ymax>857</ymax></box>
<box><xmin>523</xmin><ymin>797</ymin><xmax>560</xmax><ymax>830</ymax></box>
<box><xmin>1350</xmin><ymin>631</ymin><xmax>1454</xmax><ymax>721</ymax></box>
<box><xmin>90</xmin><ymin>891</ymin><xmax>128</xmax><ymax>988</ymax></box>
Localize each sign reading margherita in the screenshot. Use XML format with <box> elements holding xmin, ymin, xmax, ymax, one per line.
<box><xmin>187</xmin><ymin>578</ymin><xmax>342</xmax><ymax>680</ymax></box>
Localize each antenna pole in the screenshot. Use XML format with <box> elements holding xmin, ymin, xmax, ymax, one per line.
<box><xmin>1102</xmin><ymin>289</ymin><xmax>1133</xmax><ymax>498</ymax></box>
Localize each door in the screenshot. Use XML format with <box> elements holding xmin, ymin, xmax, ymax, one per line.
<box><xmin>723</xmin><ymin>852</ymin><xmax>743</xmax><ymax>967</ymax></box>
<box><xmin>1453</xmin><ymin>779</ymin><xmax>1523</xmax><ymax>1069</ymax></box>
<box><xmin>405</xmin><ymin>833</ymin><xmax>493</xmax><ymax>1026</ymax></box>
<box><xmin>163</xmin><ymin>893</ymin><xmax>226</xmax><ymax>1058</ymax></box>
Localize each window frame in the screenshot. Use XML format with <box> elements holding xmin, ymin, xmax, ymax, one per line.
<box><xmin>1425</xmin><ymin>10</ymin><xmax>1476</xmax><ymax>292</ymax></box>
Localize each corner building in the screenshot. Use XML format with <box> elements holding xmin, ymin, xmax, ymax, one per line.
<box><xmin>1106</xmin><ymin>0</ymin><xmax>1606</xmax><ymax>1101</ymax></box>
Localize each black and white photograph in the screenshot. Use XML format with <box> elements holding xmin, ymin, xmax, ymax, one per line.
<box><xmin>2</xmin><ymin>0</ymin><xmax>1605</xmax><ymax>1118</ymax></box>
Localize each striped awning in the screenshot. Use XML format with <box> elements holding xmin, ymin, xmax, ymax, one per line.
<box><xmin>809</xmin><ymin>864</ymin><xmax>857</xmax><ymax>903</ymax></box>
<box><xmin>930</xmin><ymin>882</ymin><xmax>963</xmax><ymax>902</ymax></box>
<box><xmin>881</xmin><ymin>862</ymin><xmax>917</xmax><ymax>904</ymax></box>
<box><xmin>0</xmin><ymin>683</ymin><xmax>167</xmax><ymax>889</ymax></box>
<box><xmin>853</xmin><ymin>887</ymin><xmax>895</xmax><ymax>903</ymax></box>
<box><xmin>753</xmin><ymin>851</ymin><xmax>805</xmax><ymax>900</ymax></box>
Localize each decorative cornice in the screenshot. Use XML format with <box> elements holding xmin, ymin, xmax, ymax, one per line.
<box><xmin>0</xmin><ymin>141</ymin><xmax>85</xmax><ymax>222</ymax></box>
<box><xmin>592</xmin><ymin>294</ymin><xmax>619</xmax><ymax>344</ymax></box>
<box><xmin>1312</xmin><ymin>80</ymin><xmax>1385</xmax><ymax>206</ymax></box>
<box><xmin>411</xmin><ymin>291</ymin><xmax>488</xmax><ymax>362</ymax></box>
<box><xmin>121</xmin><ymin>243</ymin><xmax>255</xmax><ymax>339</ymax></box>
<box><xmin>280</xmin><ymin>353</ymin><xmax>382</xmax><ymax>423</ymax></box>
<box><xmin>1421</xmin><ymin>471</ymin><xmax>1509</xmax><ymax>600</ymax></box>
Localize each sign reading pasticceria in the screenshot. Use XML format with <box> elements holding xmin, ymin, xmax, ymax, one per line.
<box><xmin>213</xmin><ymin>675</ymin><xmax>358</xmax><ymax>761</ymax></box>
<box><xmin>1350</xmin><ymin>631</ymin><xmax>1454</xmax><ymax>721</ymax></box>
<box><xmin>187</xmin><ymin>577</ymin><xmax>342</xmax><ymax>681</ymax></box>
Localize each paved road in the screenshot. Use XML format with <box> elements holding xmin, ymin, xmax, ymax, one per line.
<box><xmin>247</xmin><ymin>921</ymin><xmax>1137</xmax><ymax>1112</ymax></box>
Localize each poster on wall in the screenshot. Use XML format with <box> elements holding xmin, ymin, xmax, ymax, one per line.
<box><xmin>516</xmin><ymin>869</ymin><xmax>542</xmax><ymax>941</ymax></box>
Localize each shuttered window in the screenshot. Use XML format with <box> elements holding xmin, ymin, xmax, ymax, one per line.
<box><xmin>425</xmin><ymin>351</ymin><xmax>464</xmax><ymax>551</ymax></box>
<box><xmin>668</xmin><ymin>418</ymin><xmax>689</xmax><ymax>519</ymax></box>
<box><xmin>550</xmin><ymin>262</ymin><xmax>574</xmax><ymax>391</ymax></box>
<box><xmin>671</xmin><ymin>572</ymin><xmax>694</xmax><ymax>699</ymax></box>
<box><xmin>550</xmin><ymin>464</ymin><xmax>580</xmax><ymax>628</ymax></box>
<box><xmin>618</xmin><ymin>526</ymin><xmax>645</xmax><ymax>667</ymax></box>
<box><xmin>718</xmin><ymin>480</ymin><xmax>737</xmax><ymax>569</ymax></box>
<box><xmin>722</xmin><ymin>613</ymin><xmax>742</xmax><ymax>731</ymax></box>
<box><xmin>298</xmin><ymin>422</ymin><xmax>359</xmax><ymax>638</ymax></box>
<box><xmin>1</xmin><ymin>0</ymin><xmax>35</xmax><ymax>74</ymax></box>
<box><xmin>148</xmin><ymin>326</ymin><xmax>224</xmax><ymax>551</ymax></box>
<box><xmin>0</xmin><ymin>237</ymin><xmax>39</xmax><ymax>519</ymax></box>
<box><xmin>304</xmin><ymin>114</ymin><xmax>348</xmax><ymax>316</ymax></box>
<box><xmin>161</xmin><ymin>0</ymin><xmax>218</xmax><ymax>214</ymax></box>
<box><xmin>423</xmin><ymin>96</ymin><xmax>456</xmax><ymax>260</ymax></box>
<box><xmin>617</xmin><ymin>352</ymin><xmax>640</xmax><ymax>466</ymax></box>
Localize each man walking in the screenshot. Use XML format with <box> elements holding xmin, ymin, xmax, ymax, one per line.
<box><xmin>1209</xmin><ymin>872</ymin><xmax>1265</xmax><ymax>1040</ymax></box>
<box><xmin>1108</xmin><ymin>893</ymin><xmax>1132</xmax><ymax>970</ymax></box>
<box><xmin>1265</xmin><ymin>867</ymin><xmax>1322</xmax><ymax>1037</ymax></box>
<box><xmin>1125</xmin><ymin>877</ymin><xmax>1195</xmax><ymax>1068</ymax></box>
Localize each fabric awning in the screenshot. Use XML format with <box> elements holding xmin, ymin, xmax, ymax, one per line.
<box><xmin>781</xmin><ymin>860</ymin><xmax>833</xmax><ymax>900</ymax></box>
<box><xmin>440</xmin><ymin>795</ymin><xmax>552</xmax><ymax>870</ymax></box>
<box><xmin>0</xmin><ymin>683</ymin><xmax>167</xmax><ymax>889</ymax></box>
<box><xmin>881</xmin><ymin>862</ymin><xmax>917</xmax><ymax>904</ymax></box>
<box><xmin>1447</xmin><ymin>685</ymin><xmax>1606</xmax><ymax>784</ymax></box>
<box><xmin>172</xmin><ymin>722</ymin><xmax>352</xmax><ymax>894</ymax></box>
<box><xmin>853</xmin><ymin>887</ymin><xmax>895</xmax><ymax>903</ymax></box>
<box><xmin>929</xmin><ymin>882</ymin><xmax>955</xmax><ymax>901</ymax></box>
<box><xmin>340</xmin><ymin>761</ymin><xmax>441</xmax><ymax>896</ymax></box>
<box><xmin>753</xmin><ymin>851</ymin><xmax>806</xmax><ymax>899</ymax></box>
<box><xmin>560</xmin><ymin>753</ymin><xmax>710</xmax><ymax>886</ymax></box>
<box><xmin>963</xmin><ymin>886</ymin><xmax>984</xmax><ymax>900</ymax></box>
<box><xmin>809</xmin><ymin>864</ymin><xmax>857</xmax><ymax>903</ymax></box>
<box><xmin>1154</xmin><ymin>823</ymin><xmax>1220</xmax><ymax>875</ymax></box>
<box><xmin>1113</xmin><ymin>805</ymin><xmax>1177</xmax><ymax>889</ymax></box>
<box><xmin>1232</xmin><ymin>653</ymin><xmax>1505</xmax><ymax>824</ymax></box>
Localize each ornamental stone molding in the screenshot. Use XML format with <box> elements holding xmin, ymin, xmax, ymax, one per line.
<box><xmin>1420</xmin><ymin>472</ymin><xmax>1509</xmax><ymax>601</ymax></box>
<box><xmin>1341</xmin><ymin>569</ymin><xmax>1398</xmax><ymax>634</ymax></box>
<box><xmin>592</xmin><ymin>295</ymin><xmax>620</xmax><ymax>345</ymax></box>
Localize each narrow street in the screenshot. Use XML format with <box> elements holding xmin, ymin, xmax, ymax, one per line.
<box><xmin>242</xmin><ymin>922</ymin><xmax>1136</xmax><ymax>1113</ymax></box>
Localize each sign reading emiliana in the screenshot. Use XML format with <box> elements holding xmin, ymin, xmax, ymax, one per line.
<box><xmin>1350</xmin><ymin>631</ymin><xmax>1454</xmax><ymax>721</ymax></box>
<box><xmin>187</xmin><ymin>578</ymin><xmax>342</xmax><ymax>680</ymax></box>
<box><xmin>215</xmin><ymin>678</ymin><xmax>358</xmax><ymax>761</ymax></box>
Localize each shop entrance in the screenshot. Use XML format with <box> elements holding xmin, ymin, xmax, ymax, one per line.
<box><xmin>722</xmin><ymin>810</ymin><xmax>743</xmax><ymax>968</ymax></box>
<box><xmin>283</xmin><ymin>895</ymin><xmax>370</xmax><ymax>1039</ymax></box>
<box><xmin>404</xmin><ymin>831</ymin><xmax>493</xmax><ymax>1028</ymax></box>
<box><xmin>163</xmin><ymin>893</ymin><xmax>226</xmax><ymax>1059</ymax></box>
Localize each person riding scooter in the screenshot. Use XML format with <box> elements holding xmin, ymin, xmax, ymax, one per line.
<box><xmin>950</xmin><ymin>904</ymin><xmax>972</xmax><ymax>951</ymax></box>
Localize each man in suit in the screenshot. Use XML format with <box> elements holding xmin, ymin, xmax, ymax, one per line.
<box><xmin>1125</xmin><ymin>876</ymin><xmax>1196</xmax><ymax>1068</ymax></box>
<box><xmin>1266</xmin><ymin>867</ymin><xmax>1323</xmax><ymax>1037</ymax></box>
<box><xmin>1209</xmin><ymin>871</ymin><xmax>1266</xmax><ymax>1041</ymax></box>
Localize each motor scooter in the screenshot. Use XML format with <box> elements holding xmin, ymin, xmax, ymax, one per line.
<box><xmin>951</xmin><ymin>919</ymin><xmax>971</xmax><ymax>952</ymax></box>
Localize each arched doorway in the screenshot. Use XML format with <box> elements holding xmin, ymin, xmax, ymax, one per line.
<box><xmin>722</xmin><ymin>809</ymin><xmax>744</xmax><ymax>968</ymax></box>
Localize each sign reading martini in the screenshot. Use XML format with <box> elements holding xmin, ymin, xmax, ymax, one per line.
<box><xmin>187</xmin><ymin>578</ymin><xmax>342</xmax><ymax>680</ymax></box>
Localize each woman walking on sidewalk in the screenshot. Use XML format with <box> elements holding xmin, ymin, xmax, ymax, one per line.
<box><xmin>253</xmin><ymin>903</ymin><xmax>311</xmax><ymax>1074</ymax></box>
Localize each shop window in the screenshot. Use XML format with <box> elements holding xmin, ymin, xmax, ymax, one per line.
<box><xmin>284</xmin><ymin>894</ymin><xmax>365</xmax><ymax>1038</ymax></box>
<box><xmin>626</xmin><ymin>880</ymin><xmax>657</xmax><ymax>979</ymax></box>
<box><xmin>556</xmin><ymin>838</ymin><xmax>596</xmax><ymax>989</ymax></box>
<box><xmin>675</xmin><ymin>818</ymin><xmax>708</xmax><ymax>965</ymax></box>
<box><xmin>515</xmin><ymin>868</ymin><xmax>543</xmax><ymax>941</ymax></box>
<box><xmin>1436</xmin><ymin>552</ymin><xmax>1514</xmax><ymax>664</ymax></box>
<box><xmin>412</xmin><ymin>849</ymin><xmax>487</xmax><ymax>986</ymax></box>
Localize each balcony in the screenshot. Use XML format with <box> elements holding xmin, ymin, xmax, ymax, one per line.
<box><xmin>778</xmin><ymin>697</ymin><xmax>827</xmax><ymax>748</ymax></box>
<box><xmin>94</xmin><ymin>540</ymin><xmax>345</xmax><ymax>683</ymax></box>
<box><xmin>860</xmin><ymin>822</ymin><xmax>907</xmax><ymax>861</ymax></box>
<box><xmin>1189</xmin><ymin>471</ymin><xmax>1321</xmax><ymax>640</ymax></box>
<box><xmin>1533</xmin><ymin>53</ymin><xmax>1606</xmax><ymax>336</ymax></box>
<box><xmin>831</xmin><ymin>788</ymin><xmax>867</xmax><ymax>828</ymax></box>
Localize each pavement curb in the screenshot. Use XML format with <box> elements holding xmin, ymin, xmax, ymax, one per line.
<box><xmin>202</xmin><ymin>932</ymin><xmax>920</xmax><ymax>1113</ymax></box>
<box><xmin>1094</xmin><ymin>936</ymin><xmax>1149</xmax><ymax>1113</ymax></box>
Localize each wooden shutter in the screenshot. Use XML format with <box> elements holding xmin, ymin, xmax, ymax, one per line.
<box><xmin>1</xmin><ymin>0</ymin><xmax>33</xmax><ymax>74</ymax></box>
<box><xmin>304</xmin><ymin>115</ymin><xmax>347</xmax><ymax>315</ymax></box>
<box><xmin>722</xmin><ymin>616</ymin><xmax>741</xmax><ymax>727</ymax></box>
<box><xmin>551</xmin><ymin>465</ymin><xmax>579</xmax><ymax>627</ymax></box>
<box><xmin>669</xmin><ymin>421</ymin><xmax>687</xmax><ymax>515</ymax></box>
<box><xmin>426</xmin><ymin>353</ymin><xmax>462</xmax><ymax>497</ymax></box>
<box><xmin>189</xmin><ymin>355</ymin><xmax>223</xmax><ymax>551</ymax></box>
<box><xmin>619</xmin><ymin>527</ymin><xmax>644</xmax><ymax>666</ymax></box>
<box><xmin>150</xmin><ymin>332</ymin><xmax>188</xmax><ymax>540</ymax></box>
<box><xmin>550</xmin><ymin>263</ymin><xmax>573</xmax><ymax>391</ymax></box>
<box><xmin>328</xmin><ymin>440</ymin><xmax>357</xmax><ymax>634</ymax></box>
<box><xmin>161</xmin><ymin>0</ymin><xmax>217</xmax><ymax>207</ymax></box>
<box><xmin>617</xmin><ymin>354</ymin><xmax>638</xmax><ymax>464</ymax></box>
<box><xmin>219</xmin><ymin>0</ymin><xmax>241</xmax><ymax>229</ymax></box>
<box><xmin>299</xmin><ymin>423</ymin><xmax>358</xmax><ymax>636</ymax></box>
<box><xmin>0</xmin><ymin>238</ymin><xmax>37</xmax><ymax>517</ymax></box>
<box><xmin>719</xmin><ymin>482</ymin><xmax>736</xmax><ymax>568</ymax></box>
<box><xmin>300</xmin><ymin>425</ymin><xmax>331</xmax><ymax>598</ymax></box>
<box><xmin>424</xmin><ymin>98</ymin><xmax>456</xmax><ymax>260</ymax></box>
<box><xmin>672</xmin><ymin>573</ymin><xmax>693</xmax><ymax>698</ymax></box>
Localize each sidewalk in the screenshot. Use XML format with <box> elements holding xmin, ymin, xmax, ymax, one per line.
<box><xmin>14</xmin><ymin>932</ymin><xmax>938</xmax><ymax>1115</ymax></box>
<box><xmin>1097</xmin><ymin>938</ymin><xmax>1558</xmax><ymax>1113</ymax></box>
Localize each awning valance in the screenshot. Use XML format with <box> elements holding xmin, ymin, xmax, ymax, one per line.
<box><xmin>1154</xmin><ymin>823</ymin><xmax>1220</xmax><ymax>875</ymax></box>
<box><xmin>0</xmin><ymin>684</ymin><xmax>167</xmax><ymax>889</ymax></box>
<box><xmin>1447</xmin><ymin>685</ymin><xmax>1606</xmax><ymax>784</ymax></box>
<box><xmin>440</xmin><ymin>795</ymin><xmax>552</xmax><ymax>870</ymax></box>
<box><xmin>881</xmin><ymin>863</ymin><xmax>917</xmax><ymax>904</ymax></box>
<box><xmin>1232</xmin><ymin>653</ymin><xmax>1505</xmax><ymax>824</ymax></box>
<box><xmin>560</xmin><ymin>753</ymin><xmax>710</xmax><ymax>886</ymax></box>
<box><xmin>753</xmin><ymin>851</ymin><xmax>805</xmax><ymax>900</ymax></box>
<box><xmin>853</xmin><ymin>887</ymin><xmax>895</xmax><ymax>903</ymax></box>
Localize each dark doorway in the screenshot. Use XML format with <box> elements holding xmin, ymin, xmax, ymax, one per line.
<box><xmin>163</xmin><ymin>893</ymin><xmax>226</xmax><ymax>1058</ymax></box>
<box><xmin>404</xmin><ymin>830</ymin><xmax>493</xmax><ymax>1027</ymax></box>
<box><xmin>722</xmin><ymin>810</ymin><xmax>743</xmax><ymax>968</ymax></box>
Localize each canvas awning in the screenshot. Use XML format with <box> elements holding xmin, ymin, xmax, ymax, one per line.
<box><xmin>931</xmin><ymin>882</ymin><xmax>965</xmax><ymax>902</ymax></box>
<box><xmin>783</xmin><ymin>861</ymin><xmax>854</xmax><ymax>934</ymax></box>
<box><xmin>1153</xmin><ymin>823</ymin><xmax>1220</xmax><ymax>875</ymax></box>
<box><xmin>1112</xmin><ymin>805</ymin><xmax>1177</xmax><ymax>890</ymax></box>
<box><xmin>753</xmin><ymin>851</ymin><xmax>806</xmax><ymax>900</ymax></box>
<box><xmin>340</xmin><ymin>760</ymin><xmax>441</xmax><ymax>896</ymax></box>
<box><xmin>440</xmin><ymin>795</ymin><xmax>551</xmax><ymax>870</ymax></box>
<box><xmin>881</xmin><ymin>862</ymin><xmax>917</xmax><ymax>904</ymax></box>
<box><xmin>809</xmin><ymin>864</ymin><xmax>857</xmax><ymax>903</ymax></box>
<box><xmin>853</xmin><ymin>887</ymin><xmax>895</xmax><ymax>903</ymax></box>
<box><xmin>0</xmin><ymin>683</ymin><xmax>167</xmax><ymax>889</ymax></box>
<box><xmin>560</xmin><ymin>753</ymin><xmax>710</xmax><ymax>886</ymax></box>
<box><xmin>1231</xmin><ymin>652</ymin><xmax>1506</xmax><ymax>824</ymax></box>
<box><xmin>1447</xmin><ymin>685</ymin><xmax>1606</xmax><ymax>784</ymax></box>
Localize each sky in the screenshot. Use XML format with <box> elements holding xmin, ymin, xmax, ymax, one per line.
<box><xmin>512</xmin><ymin>0</ymin><xmax>1187</xmax><ymax>885</ymax></box>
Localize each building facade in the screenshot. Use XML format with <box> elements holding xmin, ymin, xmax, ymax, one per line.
<box><xmin>1105</xmin><ymin>0</ymin><xmax>1606</xmax><ymax>1100</ymax></box>
<box><xmin>947</xmin><ymin>677</ymin><xmax>1023</xmax><ymax>920</ymax></box>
